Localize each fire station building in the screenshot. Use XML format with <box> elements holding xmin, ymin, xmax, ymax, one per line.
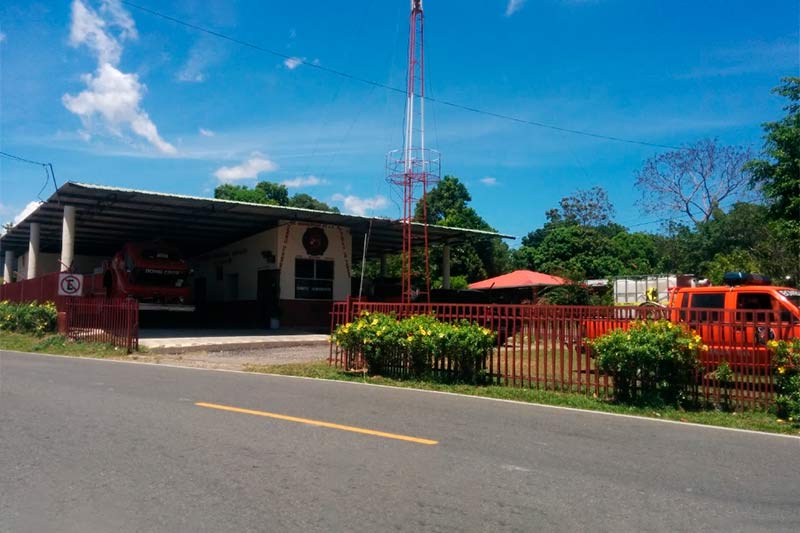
<box><xmin>0</xmin><ymin>182</ymin><xmax>509</xmax><ymax>329</ymax></box>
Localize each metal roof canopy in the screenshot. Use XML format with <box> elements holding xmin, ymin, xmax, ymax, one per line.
<box><xmin>0</xmin><ymin>182</ymin><xmax>513</xmax><ymax>260</ymax></box>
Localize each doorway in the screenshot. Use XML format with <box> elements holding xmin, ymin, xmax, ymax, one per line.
<box><xmin>257</xmin><ymin>269</ymin><xmax>280</xmax><ymax>328</ymax></box>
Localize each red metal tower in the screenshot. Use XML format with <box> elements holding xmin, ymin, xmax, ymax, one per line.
<box><xmin>386</xmin><ymin>0</ymin><xmax>441</xmax><ymax>304</ymax></box>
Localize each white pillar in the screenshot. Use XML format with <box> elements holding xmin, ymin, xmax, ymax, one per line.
<box><xmin>27</xmin><ymin>223</ymin><xmax>40</xmax><ymax>279</ymax></box>
<box><xmin>60</xmin><ymin>205</ymin><xmax>76</xmax><ymax>272</ymax></box>
<box><xmin>3</xmin><ymin>250</ymin><xmax>15</xmax><ymax>284</ymax></box>
<box><xmin>442</xmin><ymin>245</ymin><xmax>451</xmax><ymax>289</ymax></box>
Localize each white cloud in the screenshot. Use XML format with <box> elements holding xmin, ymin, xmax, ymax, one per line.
<box><xmin>100</xmin><ymin>0</ymin><xmax>137</xmax><ymax>40</ymax></box>
<box><xmin>0</xmin><ymin>32</ymin><xmax>6</xmax><ymax>43</ymax></box>
<box><xmin>13</xmin><ymin>201</ymin><xmax>43</xmax><ymax>226</ymax></box>
<box><xmin>214</xmin><ymin>155</ymin><xmax>278</xmax><ymax>182</ymax></box>
<box><xmin>69</xmin><ymin>0</ymin><xmax>124</xmax><ymax>64</ymax></box>
<box><xmin>480</xmin><ymin>176</ymin><xmax>498</xmax><ymax>186</ymax></box>
<box><xmin>63</xmin><ymin>0</ymin><xmax>175</xmax><ymax>154</ymax></box>
<box><xmin>332</xmin><ymin>194</ymin><xmax>388</xmax><ymax>216</ymax></box>
<box><xmin>505</xmin><ymin>0</ymin><xmax>526</xmax><ymax>16</ymax></box>
<box><xmin>177</xmin><ymin>39</ymin><xmax>223</xmax><ymax>83</ymax></box>
<box><xmin>281</xmin><ymin>175</ymin><xmax>326</xmax><ymax>188</ymax></box>
<box><xmin>63</xmin><ymin>63</ymin><xmax>176</xmax><ymax>154</ymax></box>
<box><xmin>199</xmin><ymin>128</ymin><xmax>215</xmax><ymax>137</ymax></box>
<box><xmin>283</xmin><ymin>56</ymin><xmax>304</xmax><ymax>70</ymax></box>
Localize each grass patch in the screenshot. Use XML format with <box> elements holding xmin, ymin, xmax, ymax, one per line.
<box><xmin>0</xmin><ymin>331</ymin><xmax>128</xmax><ymax>358</ymax></box>
<box><xmin>244</xmin><ymin>361</ymin><xmax>800</xmax><ymax>436</ymax></box>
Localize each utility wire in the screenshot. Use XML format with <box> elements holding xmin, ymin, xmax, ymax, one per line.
<box><xmin>0</xmin><ymin>150</ymin><xmax>60</xmax><ymax>202</ymax></box>
<box><xmin>0</xmin><ymin>150</ymin><xmax>48</xmax><ymax>166</ymax></box>
<box><xmin>121</xmin><ymin>1</ymin><xmax>685</xmax><ymax>151</ymax></box>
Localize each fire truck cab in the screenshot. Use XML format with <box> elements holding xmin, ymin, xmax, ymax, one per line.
<box><xmin>105</xmin><ymin>242</ymin><xmax>194</xmax><ymax>312</ymax></box>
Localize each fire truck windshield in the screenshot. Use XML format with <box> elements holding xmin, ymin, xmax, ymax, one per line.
<box><xmin>141</xmin><ymin>249</ymin><xmax>181</xmax><ymax>261</ymax></box>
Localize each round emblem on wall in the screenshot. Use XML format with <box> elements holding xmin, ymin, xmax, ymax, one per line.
<box><xmin>302</xmin><ymin>227</ymin><xmax>329</xmax><ymax>256</ymax></box>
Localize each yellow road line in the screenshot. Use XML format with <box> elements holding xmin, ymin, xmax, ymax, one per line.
<box><xmin>195</xmin><ymin>401</ymin><xmax>438</xmax><ymax>445</ymax></box>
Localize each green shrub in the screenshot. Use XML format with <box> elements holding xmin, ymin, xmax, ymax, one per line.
<box><xmin>331</xmin><ymin>311</ymin><xmax>495</xmax><ymax>382</ymax></box>
<box><xmin>589</xmin><ymin>320</ymin><xmax>704</xmax><ymax>406</ymax></box>
<box><xmin>440</xmin><ymin>320</ymin><xmax>495</xmax><ymax>383</ymax></box>
<box><xmin>0</xmin><ymin>301</ymin><xmax>58</xmax><ymax>336</ymax></box>
<box><xmin>769</xmin><ymin>338</ymin><xmax>800</xmax><ymax>424</ymax></box>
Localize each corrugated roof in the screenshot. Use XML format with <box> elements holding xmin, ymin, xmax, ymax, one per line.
<box><xmin>0</xmin><ymin>182</ymin><xmax>513</xmax><ymax>259</ymax></box>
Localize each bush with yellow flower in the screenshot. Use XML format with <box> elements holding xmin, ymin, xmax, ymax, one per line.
<box><xmin>768</xmin><ymin>338</ymin><xmax>800</xmax><ymax>424</ymax></box>
<box><xmin>0</xmin><ymin>300</ymin><xmax>58</xmax><ymax>336</ymax></box>
<box><xmin>588</xmin><ymin>319</ymin><xmax>705</xmax><ymax>406</ymax></box>
<box><xmin>331</xmin><ymin>311</ymin><xmax>495</xmax><ymax>382</ymax></box>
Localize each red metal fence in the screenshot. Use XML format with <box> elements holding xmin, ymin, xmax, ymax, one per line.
<box><xmin>62</xmin><ymin>297</ymin><xmax>139</xmax><ymax>353</ymax></box>
<box><xmin>1</xmin><ymin>274</ymin><xmax>139</xmax><ymax>353</ymax></box>
<box><xmin>329</xmin><ymin>300</ymin><xmax>787</xmax><ymax>408</ymax></box>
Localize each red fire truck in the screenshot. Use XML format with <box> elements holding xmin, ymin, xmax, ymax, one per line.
<box><xmin>97</xmin><ymin>242</ymin><xmax>194</xmax><ymax>312</ymax></box>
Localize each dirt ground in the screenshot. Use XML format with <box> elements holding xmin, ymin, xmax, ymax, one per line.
<box><xmin>132</xmin><ymin>344</ymin><xmax>330</xmax><ymax>371</ymax></box>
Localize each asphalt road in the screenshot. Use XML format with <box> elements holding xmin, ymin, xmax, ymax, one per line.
<box><xmin>1</xmin><ymin>351</ymin><xmax>799</xmax><ymax>532</ymax></box>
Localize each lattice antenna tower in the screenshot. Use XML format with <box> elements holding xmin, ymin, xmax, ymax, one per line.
<box><xmin>386</xmin><ymin>0</ymin><xmax>441</xmax><ymax>304</ymax></box>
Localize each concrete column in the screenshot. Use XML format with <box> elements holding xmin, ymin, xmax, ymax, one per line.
<box><xmin>442</xmin><ymin>245</ymin><xmax>451</xmax><ymax>289</ymax></box>
<box><xmin>27</xmin><ymin>222</ymin><xmax>40</xmax><ymax>279</ymax></box>
<box><xmin>60</xmin><ymin>205</ymin><xmax>76</xmax><ymax>272</ymax></box>
<box><xmin>3</xmin><ymin>250</ymin><xmax>15</xmax><ymax>284</ymax></box>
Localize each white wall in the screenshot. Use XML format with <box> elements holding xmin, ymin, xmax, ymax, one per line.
<box><xmin>191</xmin><ymin>222</ymin><xmax>353</xmax><ymax>302</ymax></box>
<box><xmin>276</xmin><ymin>222</ymin><xmax>352</xmax><ymax>301</ymax></box>
<box><xmin>15</xmin><ymin>252</ymin><xmax>108</xmax><ymax>280</ymax></box>
<box><xmin>191</xmin><ymin>228</ymin><xmax>279</xmax><ymax>301</ymax></box>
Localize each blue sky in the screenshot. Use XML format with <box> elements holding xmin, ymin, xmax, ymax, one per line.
<box><xmin>0</xmin><ymin>0</ymin><xmax>797</xmax><ymax>243</ymax></box>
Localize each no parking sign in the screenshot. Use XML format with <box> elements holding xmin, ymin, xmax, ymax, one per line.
<box><xmin>58</xmin><ymin>273</ymin><xmax>84</xmax><ymax>297</ymax></box>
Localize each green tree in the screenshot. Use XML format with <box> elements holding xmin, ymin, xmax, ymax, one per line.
<box><xmin>214</xmin><ymin>181</ymin><xmax>338</xmax><ymax>212</ymax></box>
<box><xmin>747</xmin><ymin>77</ymin><xmax>800</xmax><ymax>283</ymax></box>
<box><xmin>414</xmin><ymin>176</ymin><xmax>511</xmax><ymax>282</ymax></box>
<box><xmin>287</xmin><ymin>193</ymin><xmax>339</xmax><ymax>212</ymax></box>
<box><xmin>214</xmin><ymin>184</ymin><xmax>267</xmax><ymax>204</ymax></box>
<box><xmin>255</xmin><ymin>181</ymin><xmax>290</xmax><ymax>205</ymax></box>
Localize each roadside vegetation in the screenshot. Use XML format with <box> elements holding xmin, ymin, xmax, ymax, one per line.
<box><xmin>0</xmin><ymin>300</ymin><xmax>126</xmax><ymax>358</ymax></box>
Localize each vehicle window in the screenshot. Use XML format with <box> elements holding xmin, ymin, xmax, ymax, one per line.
<box><xmin>679</xmin><ymin>292</ymin><xmax>689</xmax><ymax>321</ymax></box>
<box><xmin>779</xmin><ymin>290</ymin><xmax>800</xmax><ymax>310</ymax></box>
<box><xmin>736</xmin><ymin>293</ymin><xmax>772</xmax><ymax>310</ymax></box>
<box><xmin>736</xmin><ymin>293</ymin><xmax>775</xmax><ymax>323</ymax></box>
<box><xmin>689</xmin><ymin>293</ymin><xmax>724</xmax><ymax>322</ymax></box>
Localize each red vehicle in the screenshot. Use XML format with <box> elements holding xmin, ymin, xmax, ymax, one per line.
<box><xmin>582</xmin><ymin>273</ymin><xmax>800</xmax><ymax>369</ymax></box>
<box><xmin>101</xmin><ymin>242</ymin><xmax>194</xmax><ymax>312</ymax></box>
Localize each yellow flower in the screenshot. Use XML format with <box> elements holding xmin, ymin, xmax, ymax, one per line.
<box><xmin>376</xmin><ymin>330</ymin><xmax>382</xmax><ymax>337</ymax></box>
<box><xmin>701</xmin><ymin>345</ymin><xmax>709</xmax><ymax>352</ymax></box>
<box><xmin>371</xmin><ymin>318</ymin><xmax>379</xmax><ymax>326</ymax></box>
<box><xmin>406</xmin><ymin>335</ymin><xmax>414</xmax><ymax>342</ymax></box>
<box><xmin>778</xmin><ymin>366</ymin><xmax>786</xmax><ymax>374</ymax></box>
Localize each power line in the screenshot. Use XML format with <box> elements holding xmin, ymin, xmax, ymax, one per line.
<box><xmin>121</xmin><ymin>1</ymin><xmax>684</xmax><ymax>151</ymax></box>
<box><xmin>0</xmin><ymin>150</ymin><xmax>48</xmax><ymax>166</ymax></box>
<box><xmin>0</xmin><ymin>151</ymin><xmax>60</xmax><ymax>202</ymax></box>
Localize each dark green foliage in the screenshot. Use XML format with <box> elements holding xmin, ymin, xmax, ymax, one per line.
<box><xmin>413</xmin><ymin>176</ymin><xmax>510</xmax><ymax>282</ymax></box>
<box><xmin>0</xmin><ymin>301</ymin><xmax>58</xmax><ymax>336</ymax></box>
<box><xmin>214</xmin><ymin>181</ymin><xmax>339</xmax><ymax>212</ymax></box>
<box><xmin>770</xmin><ymin>338</ymin><xmax>800</xmax><ymax>424</ymax></box>
<box><xmin>747</xmin><ymin>77</ymin><xmax>800</xmax><ymax>284</ymax></box>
